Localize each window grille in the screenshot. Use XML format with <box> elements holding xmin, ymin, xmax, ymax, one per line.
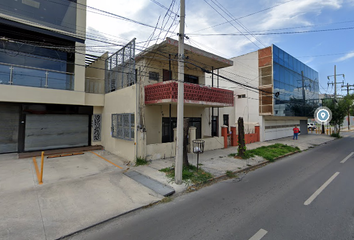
<box><xmin>112</xmin><ymin>113</ymin><xmax>135</xmax><ymax>141</ymax></box>
<box><xmin>149</xmin><ymin>71</ymin><xmax>159</xmax><ymax>80</ymax></box>
<box><xmin>92</xmin><ymin>114</ymin><xmax>102</xmax><ymax>141</ymax></box>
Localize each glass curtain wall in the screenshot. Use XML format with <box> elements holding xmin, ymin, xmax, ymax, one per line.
<box><xmin>273</xmin><ymin>45</ymin><xmax>319</xmax><ymax>117</ymax></box>
<box><xmin>0</xmin><ymin>0</ymin><xmax>77</xmax><ymax>34</ymax></box>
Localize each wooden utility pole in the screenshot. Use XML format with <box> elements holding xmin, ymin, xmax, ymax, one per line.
<box><xmin>238</xmin><ymin>117</ymin><xmax>245</xmax><ymax>157</ymax></box>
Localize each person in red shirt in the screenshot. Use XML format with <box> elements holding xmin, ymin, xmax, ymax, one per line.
<box><xmin>293</xmin><ymin>125</ymin><xmax>300</xmax><ymax>140</ymax></box>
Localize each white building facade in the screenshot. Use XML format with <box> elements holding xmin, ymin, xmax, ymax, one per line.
<box><xmin>213</xmin><ymin>45</ymin><xmax>319</xmax><ymax>141</ymax></box>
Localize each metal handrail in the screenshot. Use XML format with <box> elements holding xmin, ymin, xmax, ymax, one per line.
<box><xmin>0</xmin><ymin>61</ymin><xmax>74</xmax><ymax>75</ymax></box>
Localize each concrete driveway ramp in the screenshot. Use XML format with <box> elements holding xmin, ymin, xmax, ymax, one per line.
<box><xmin>124</xmin><ymin>170</ymin><xmax>175</xmax><ymax>197</ymax></box>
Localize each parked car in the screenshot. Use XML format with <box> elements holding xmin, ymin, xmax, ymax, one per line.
<box><xmin>308</xmin><ymin>123</ymin><xmax>316</xmax><ymax>130</ymax></box>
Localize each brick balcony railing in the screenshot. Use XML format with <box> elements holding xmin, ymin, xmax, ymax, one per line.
<box><xmin>145</xmin><ymin>81</ymin><xmax>234</xmax><ymax>107</ymax></box>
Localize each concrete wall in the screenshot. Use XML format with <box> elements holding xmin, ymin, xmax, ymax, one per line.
<box><xmin>76</xmin><ymin>0</ymin><xmax>87</xmax><ymax>39</ymax></box>
<box><xmin>0</xmin><ymin>85</ymin><xmax>85</xmax><ymax>105</ymax></box>
<box><xmin>101</xmin><ymin>86</ymin><xmax>137</xmax><ymax>162</ymax></box>
<box><xmin>203</xmin><ymin>137</ymin><xmax>224</xmax><ymax>151</ymax></box>
<box><xmin>264</xmin><ymin>119</ymin><xmax>300</xmax><ymax>141</ymax></box>
<box><xmin>146</xmin><ymin>142</ymin><xmax>175</xmax><ymax>160</ymax></box>
<box><xmin>86</xmin><ymin>53</ymin><xmax>108</xmax><ymax>80</ymax></box>
<box><xmin>204</xmin><ymin>51</ymin><xmax>261</xmax><ymax>137</ymax></box>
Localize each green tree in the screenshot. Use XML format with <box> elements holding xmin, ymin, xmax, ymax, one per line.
<box><xmin>323</xmin><ymin>95</ymin><xmax>354</xmax><ymax>133</ymax></box>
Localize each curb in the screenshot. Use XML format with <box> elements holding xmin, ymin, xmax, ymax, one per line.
<box><xmin>55</xmin><ymin>200</ymin><xmax>160</xmax><ymax>240</ymax></box>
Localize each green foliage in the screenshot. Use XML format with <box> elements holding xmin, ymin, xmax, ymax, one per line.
<box><xmin>241</xmin><ymin>150</ymin><xmax>255</xmax><ymax>159</ymax></box>
<box><xmin>229</xmin><ymin>144</ymin><xmax>300</xmax><ymax>162</ymax></box>
<box><xmin>323</xmin><ymin>95</ymin><xmax>354</xmax><ymax>133</ymax></box>
<box><xmin>135</xmin><ymin>157</ymin><xmax>148</xmax><ymax>166</ymax></box>
<box><xmin>228</xmin><ymin>153</ymin><xmax>237</xmax><ymax>157</ymax></box>
<box><xmin>331</xmin><ymin>132</ymin><xmax>342</xmax><ymax>138</ymax></box>
<box><xmin>226</xmin><ymin>170</ymin><xmax>237</xmax><ymax>178</ymax></box>
<box><xmin>246</xmin><ymin>144</ymin><xmax>300</xmax><ymax>162</ymax></box>
<box><xmin>159</xmin><ymin>165</ymin><xmax>213</xmax><ymax>184</ymax></box>
<box><xmin>160</xmin><ymin>197</ymin><xmax>172</xmax><ymax>203</ymax></box>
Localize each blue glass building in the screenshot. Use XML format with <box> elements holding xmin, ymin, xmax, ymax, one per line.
<box><xmin>272</xmin><ymin>45</ymin><xmax>319</xmax><ymax>116</ymax></box>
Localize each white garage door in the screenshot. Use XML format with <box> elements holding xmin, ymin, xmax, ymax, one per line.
<box><xmin>25</xmin><ymin>114</ymin><xmax>89</xmax><ymax>151</ymax></box>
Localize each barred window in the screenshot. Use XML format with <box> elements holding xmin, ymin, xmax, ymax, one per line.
<box><xmin>149</xmin><ymin>71</ymin><xmax>159</xmax><ymax>80</ymax></box>
<box><xmin>112</xmin><ymin>113</ymin><xmax>134</xmax><ymax>141</ymax></box>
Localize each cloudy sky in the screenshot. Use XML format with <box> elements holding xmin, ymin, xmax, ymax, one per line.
<box><xmin>86</xmin><ymin>0</ymin><xmax>354</xmax><ymax>96</ymax></box>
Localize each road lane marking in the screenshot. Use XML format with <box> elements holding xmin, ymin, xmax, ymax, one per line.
<box><xmin>304</xmin><ymin>172</ymin><xmax>340</xmax><ymax>206</ymax></box>
<box><xmin>249</xmin><ymin>229</ymin><xmax>268</xmax><ymax>240</ymax></box>
<box><xmin>90</xmin><ymin>151</ymin><xmax>123</xmax><ymax>169</ymax></box>
<box><xmin>340</xmin><ymin>152</ymin><xmax>354</xmax><ymax>163</ymax></box>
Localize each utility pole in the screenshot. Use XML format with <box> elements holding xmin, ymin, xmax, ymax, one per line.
<box><xmin>327</xmin><ymin>65</ymin><xmax>344</xmax><ymax>99</ymax></box>
<box><xmin>341</xmin><ymin>83</ymin><xmax>354</xmax><ymax>130</ymax></box>
<box><xmin>175</xmin><ymin>0</ymin><xmax>185</xmax><ymax>184</ymax></box>
<box><xmin>301</xmin><ymin>71</ymin><xmax>305</xmax><ymax>102</ymax></box>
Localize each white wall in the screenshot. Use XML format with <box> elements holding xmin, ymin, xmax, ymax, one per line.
<box><xmin>264</xmin><ymin>119</ymin><xmax>300</xmax><ymax>141</ymax></box>
<box><xmin>101</xmin><ymin>86</ymin><xmax>136</xmax><ymax>162</ymax></box>
<box><xmin>205</xmin><ymin>51</ymin><xmax>262</xmax><ymax>136</ymax></box>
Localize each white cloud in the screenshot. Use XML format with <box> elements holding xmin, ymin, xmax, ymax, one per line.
<box><xmin>337</xmin><ymin>52</ymin><xmax>354</xmax><ymax>61</ymax></box>
<box><xmin>259</xmin><ymin>0</ymin><xmax>343</xmax><ymax>30</ymax></box>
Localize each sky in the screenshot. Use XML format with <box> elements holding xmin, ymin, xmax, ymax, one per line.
<box><xmin>86</xmin><ymin>0</ymin><xmax>354</xmax><ymax>96</ymax></box>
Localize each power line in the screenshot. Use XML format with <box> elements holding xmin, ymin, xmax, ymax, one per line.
<box><xmin>193</xmin><ymin>0</ymin><xmax>296</xmax><ymax>33</ymax></box>
<box><xmin>188</xmin><ymin>26</ymin><xmax>354</xmax><ymax>36</ymax></box>
<box><xmin>203</xmin><ymin>0</ymin><xmax>262</xmax><ymax>49</ymax></box>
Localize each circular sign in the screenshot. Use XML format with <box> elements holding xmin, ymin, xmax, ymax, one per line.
<box><xmin>314</xmin><ymin>107</ymin><xmax>332</xmax><ymax>124</ymax></box>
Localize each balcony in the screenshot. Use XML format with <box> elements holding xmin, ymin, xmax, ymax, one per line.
<box><xmin>145</xmin><ymin>81</ymin><xmax>234</xmax><ymax>107</ymax></box>
<box><xmin>85</xmin><ymin>77</ymin><xmax>105</xmax><ymax>94</ymax></box>
<box><xmin>0</xmin><ymin>62</ymin><xmax>74</xmax><ymax>90</ymax></box>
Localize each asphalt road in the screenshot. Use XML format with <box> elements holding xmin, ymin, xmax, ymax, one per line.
<box><xmin>67</xmin><ymin>132</ymin><xmax>354</xmax><ymax>240</ymax></box>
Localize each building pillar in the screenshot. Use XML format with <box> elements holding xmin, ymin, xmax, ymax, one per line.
<box><xmin>221</xmin><ymin>125</ymin><xmax>228</xmax><ymax>149</ymax></box>
<box><xmin>230</xmin><ymin>126</ymin><xmax>237</xmax><ymax>146</ymax></box>
<box><xmin>189</xmin><ymin>126</ymin><xmax>196</xmax><ymax>153</ymax></box>
<box><xmin>255</xmin><ymin>126</ymin><xmax>260</xmax><ymax>142</ymax></box>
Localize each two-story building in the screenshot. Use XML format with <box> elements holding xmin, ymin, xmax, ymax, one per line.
<box><xmin>89</xmin><ymin>38</ymin><xmax>235</xmax><ymax>162</ymax></box>
<box><xmin>0</xmin><ymin>0</ymin><xmax>99</xmax><ymax>154</ymax></box>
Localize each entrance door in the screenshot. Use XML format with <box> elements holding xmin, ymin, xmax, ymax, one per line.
<box><xmin>0</xmin><ymin>104</ymin><xmax>19</xmax><ymax>153</ymax></box>
<box><xmin>24</xmin><ymin>114</ymin><xmax>89</xmax><ymax>151</ymax></box>
<box><xmin>163</xmin><ymin>69</ymin><xmax>172</xmax><ymax>81</ymax></box>
<box><xmin>212</xmin><ymin>116</ymin><xmax>218</xmax><ymax>137</ymax></box>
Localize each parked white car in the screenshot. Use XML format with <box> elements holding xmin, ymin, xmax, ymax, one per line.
<box><xmin>307</xmin><ymin>123</ymin><xmax>316</xmax><ymax>130</ymax></box>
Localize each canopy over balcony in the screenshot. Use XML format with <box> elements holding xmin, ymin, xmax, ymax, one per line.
<box><xmin>136</xmin><ymin>37</ymin><xmax>233</xmax><ymax>70</ymax></box>
<box><xmin>145</xmin><ymin>81</ymin><xmax>234</xmax><ymax>107</ymax></box>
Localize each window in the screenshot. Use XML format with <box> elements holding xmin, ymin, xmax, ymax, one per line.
<box><xmin>237</xmin><ymin>94</ymin><xmax>246</xmax><ymax>99</ymax></box>
<box><xmin>184</xmin><ymin>74</ymin><xmax>199</xmax><ymax>84</ymax></box>
<box><xmin>112</xmin><ymin>113</ymin><xmax>134</xmax><ymax>141</ymax></box>
<box><xmin>149</xmin><ymin>71</ymin><xmax>159</xmax><ymax>80</ymax></box>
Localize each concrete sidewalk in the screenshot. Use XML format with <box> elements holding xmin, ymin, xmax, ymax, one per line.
<box><xmin>0</xmin><ymin>134</ymin><xmax>337</xmax><ymax>240</ymax></box>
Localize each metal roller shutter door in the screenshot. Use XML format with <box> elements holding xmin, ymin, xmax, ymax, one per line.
<box><xmin>0</xmin><ymin>104</ymin><xmax>19</xmax><ymax>153</ymax></box>
<box><xmin>25</xmin><ymin>114</ymin><xmax>89</xmax><ymax>151</ymax></box>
